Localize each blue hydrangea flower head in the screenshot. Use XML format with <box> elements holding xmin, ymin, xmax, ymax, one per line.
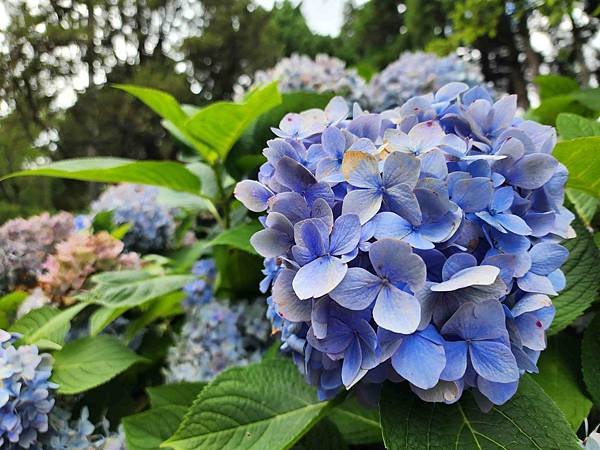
<box><xmin>0</xmin><ymin>330</ymin><xmax>57</xmax><ymax>448</ymax></box>
<box><xmin>182</xmin><ymin>259</ymin><xmax>218</xmax><ymax>308</ymax></box>
<box><xmin>91</xmin><ymin>184</ymin><xmax>176</xmax><ymax>254</ymax></box>
<box><xmin>235</xmin><ymin>84</ymin><xmax>573</xmax><ymax>408</ymax></box>
<box><xmin>366</xmin><ymin>51</ymin><xmax>489</xmax><ymax>111</ymax></box>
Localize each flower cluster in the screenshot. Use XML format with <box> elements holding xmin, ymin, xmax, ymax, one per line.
<box><xmin>165</xmin><ymin>260</ymin><xmax>270</xmax><ymax>383</ymax></box>
<box><xmin>234</xmin><ymin>84</ymin><xmax>573</xmax><ymax>408</ymax></box>
<box><xmin>365</xmin><ymin>51</ymin><xmax>487</xmax><ymax>111</ymax></box>
<box><xmin>39</xmin><ymin>231</ymin><xmax>141</xmax><ymax>302</ymax></box>
<box><xmin>91</xmin><ymin>184</ymin><xmax>176</xmax><ymax>254</ymax></box>
<box><xmin>0</xmin><ymin>212</ymin><xmax>74</xmax><ymax>293</ymax></box>
<box><xmin>0</xmin><ymin>330</ymin><xmax>56</xmax><ymax>449</ymax></box>
<box><xmin>236</xmin><ymin>53</ymin><xmax>366</xmax><ymax>103</ymax></box>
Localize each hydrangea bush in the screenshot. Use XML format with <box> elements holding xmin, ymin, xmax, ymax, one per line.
<box><xmin>365</xmin><ymin>51</ymin><xmax>487</xmax><ymax>111</ymax></box>
<box><xmin>235</xmin><ymin>83</ymin><xmax>573</xmax><ymax>408</ymax></box>
<box><xmin>236</xmin><ymin>53</ymin><xmax>366</xmax><ymax>103</ymax></box>
<box><xmin>91</xmin><ymin>184</ymin><xmax>176</xmax><ymax>254</ymax></box>
<box><xmin>165</xmin><ymin>259</ymin><xmax>270</xmax><ymax>382</ymax></box>
<box><xmin>0</xmin><ymin>212</ymin><xmax>74</xmax><ymax>293</ymax></box>
<box><xmin>0</xmin><ymin>330</ymin><xmax>56</xmax><ymax>448</ymax></box>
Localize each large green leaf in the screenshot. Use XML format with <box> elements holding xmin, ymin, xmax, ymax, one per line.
<box><xmin>1</xmin><ymin>158</ymin><xmax>201</xmax><ymax>194</ymax></box>
<box><xmin>380</xmin><ymin>376</ymin><xmax>580</xmax><ymax>449</ymax></box>
<box><xmin>82</xmin><ymin>271</ymin><xmax>195</xmax><ymax>309</ymax></box>
<box><xmin>582</xmin><ymin>313</ymin><xmax>600</xmax><ymax>407</ymax></box>
<box><xmin>124</xmin><ymin>405</ymin><xmax>187</xmax><ymax>450</ymax></box>
<box><xmin>557</xmin><ymin>113</ymin><xmax>600</xmax><ymax>139</ymax></box>
<box><xmin>51</xmin><ymin>335</ymin><xmax>146</xmax><ymax>394</ymax></box>
<box><xmin>123</xmin><ymin>291</ymin><xmax>184</xmax><ymax>342</ymax></box>
<box><xmin>566</xmin><ymin>189</ymin><xmax>598</xmax><ymax>226</ymax></box>
<box><xmin>0</xmin><ymin>291</ymin><xmax>27</xmax><ymax>329</ymax></box>
<box><xmin>554</xmin><ymin>137</ymin><xmax>600</xmax><ymax>198</ymax></box>
<box><xmin>147</xmin><ymin>382</ymin><xmax>206</xmax><ymax>409</ymax></box>
<box><xmin>162</xmin><ymin>359</ymin><xmax>331</xmax><ymax>450</ymax></box>
<box><xmin>89</xmin><ymin>306</ymin><xmax>129</xmax><ymax>336</ymax></box>
<box><xmin>328</xmin><ymin>395</ymin><xmax>381</xmax><ymax>445</ymax></box>
<box><xmin>208</xmin><ymin>222</ymin><xmax>262</xmax><ymax>254</ymax></box>
<box><xmin>10</xmin><ymin>303</ymin><xmax>86</xmax><ymax>349</ymax></box>
<box><xmin>549</xmin><ymin>219</ymin><xmax>600</xmax><ymax>334</ymax></box>
<box><xmin>533</xmin><ymin>334</ymin><xmax>592</xmax><ymax>431</ymax></box>
<box><xmin>534</xmin><ymin>75</ymin><xmax>579</xmax><ymax>100</ymax></box>
<box><xmin>114</xmin><ymin>85</ymin><xmax>188</xmax><ymax>127</ymax></box>
<box><xmin>184</xmin><ymin>82</ymin><xmax>282</xmax><ymax>162</ymax></box>
<box><xmin>293</xmin><ymin>419</ymin><xmax>347</xmax><ymax>450</ymax></box>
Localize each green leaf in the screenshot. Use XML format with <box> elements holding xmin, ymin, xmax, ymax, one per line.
<box><xmin>549</xmin><ymin>219</ymin><xmax>600</xmax><ymax>334</ymax></box>
<box><xmin>208</xmin><ymin>222</ymin><xmax>262</xmax><ymax>254</ymax></box>
<box><xmin>293</xmin><ymin>418</ymin><xmax>347</xmax><ymax>450</ymax></box>
<box><xmin>573</xmin><ymin>88</ymin><xmax>600</xmax><ymax>111</ymax></box>
<box><xmin>380</xmin><ymin>376</ymin><xmax>580</xmax><ymax>449</ymax></box>
<box><xmin>328</xmin><ymin>395</ymin><xmax>381</xmax><ymax>445</ymax></box>
<box><xmin>557</xmin><ymin>113</ymin><xmax>600</xmax><ymax>139</ymax></box>
<box><xmin>89</xmin><ymin>306</ymin><xmax>129</xmax><ymax>336</ymax></box>
<box><xmin>184</xmin><ymin>82</ymin><xmax>282</xmax><ymax>162</ymax></box>
<box><xmin>533</xmin><ymin>334</ymin><xmax>592</xmax><ymax>430</ymax></box>
<box><xmin>534</xmin><ymin>75</ymin><xmax>579</xmax><ymax>99</ymax></box>
<box><xmin>212</xmin><ymin>247</ymin><xmax>263</xmax><ymax>298</ymax></box>
<box><xmin>51</xmin><ymin>335</ymin><xmax>146</xmax><ymax>394</ymax></box>
<box><xmin>554</xmin><ymin>137</ymin><xmax>600</xmax><ymax>198</ymax></box>
<box><xmin>123</xmin><ymin>291</ymin><xmax>184</xmax><ymax>342</ymax></box>
<box><xmin>147</xmin><ymin>382</ymin><xmax>206</xmax><ymax>409</ymax></box>
<box><xmin>0</xmin><ymin>291</ymin><xmax>27</xmax><ymax>329</ymax></box>
<box><xmin>566</xmin><ymin>189</ymin><xmax>598</xmax><ymax>226</ymax></box>
<box><xmin>114</xmin><ymin>85</ymin><xmax>188</xmax><ymax>127</ymax></box>
<box><xmin>82</xmin><ymin>271</ymin><xmax>195</xmax><ymax>309</ymax></box>
<box><xmin>528</xmin><ymin>95</ymin><xmax>582</xmax><ymax>126</ymax></box>
<box><xmin>1</xmin><ymin>158</ymin><xmax>201</xmax><ymax>194</ymax></box>
<box><xmin>124</xmin><ymin>405</ymin><xmax>187</xmax><ymax>450</ymax></box>
<box><xmin>582</xmin><ymin>313</ymin><xmax>600</xmax><ymax>407</ymax></box>
<box><xmin>162</xmin><ymin>359</ymin><xmax>331</xmax><ymax>450</ymax></box>
<box><xmin>10</xmin><ymin>303</ymin><xmax>86</xmax><ymax>349</ymax></box>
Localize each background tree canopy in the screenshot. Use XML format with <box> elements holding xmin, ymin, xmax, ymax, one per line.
<box><xmin>1</xmin><ymin>0</ymin><xmax>599</xmax><ymax>220</ymax></box>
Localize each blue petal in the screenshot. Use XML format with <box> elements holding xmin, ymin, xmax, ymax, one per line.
<box><xmin>305</xmin><ymin>182</ymin><xmax>335</xmax><ymax>207</ymax></box>
<box><xmin>329</xmin><ymin>214</ymin><xmax>361</xmax><ymax>256</ymax></box>
<box><xmin>529</xmin><ymin>242</ymin><xmax>569</xmax><ymax>275</ymax></box>
<box><xmin>293</xmin><ymin>255</ymin><xmax>347</xmax><ymax>299</ymax></box>
<box><xmin>342</xmin><ymin>337</ymin><xmax>365</xmax><ymax>388</ymax></box>
<box><xmin>383</xmin><ymin>184</ymin><xmax>422</xmax><ymax>226</ymax></box>
<box><xmin>469</xmin><ymin>341</ymin><xmax>519</xmax><ymax>383</ymax></box>
<box><xmin>329</xmin><ymin>267</ymin><xmax>381</xmax><ymax>310</ymax></box>
<box><xmin>507</xmin><ymin>154</ymin><xmax>558</xmax><ymax>190</ymax></box>
<box><xmin>491</xmin><ymin>186</ymin><xmax>514</xmax><ymax>212</ymax></box>
<box><xmin>369</xmin><ymin>239</ymin><xmax>426</xmax><ymax>291</ymax></box>
<box><xmin>275</xmin><ymin>156</ymin><xmax>316</xmax><ymax>192</ymax></box>
<box><xmin>419</xmin><ymin>149</ymin><xmax>448</xmax><ymax>179</ymax></box>
<box><xmin>515</xmin><ymin>314</ymin><xmax>547</xmax><ymax>351</ymax></box>
<box><xmin>372</xmin><ymin>212</ymin><xmax>412</xmax><ymax>240</ymax></box>
<box><xmin>382</xmin><ymin>152</ymin><xmax>420</xmax><ymax>188</ymax></box>
<box><xmin>270</xmin><ymin>192</ymin><xmax>310</xmax><ymax>223</ymax></box>
<box><xmin>251</xmin><ymin>228</ymin><xmax>293</xmax><ymax>257</ymax></box>
<box><xmin>477</xmin><ymin>378</ymin><xmax>518</xmax><ymax>405</ymax></box>
<box><xmin>316</xmin><ymin>158</ymin><xmax>343</xmax><ymax>183</ymax></box>
<box><xmin>294</xmin><ymin>219</ymin><xmax>329</xmax><ymax>259</ymax></box>
<box><xmin>391</xmin><ymin>333</ymin><xmax>446</xmax><ymax>389</ymax></box>
<box><xmin>342</xmin><ymin>188</ymin><xmax>382</xmax><ymax>225</ymax></box>
<box><xmin>517</xmin><ymin>272</ymin><xmax>557</xmax><ymax>295</ymax></box>
<box><xmin>442</xmin><ymin>253</ymin><xmax>477</xmax><ymax>281</ymax></box>
<box><xmin>341</xmin><ymin>151</ymin><xmax>381</xmax><ymax>188</ymax></box>
<box><xmin>374</xmin><ymin>285</ymin><xmax>421</xmax><ymax>334</ymax></box>
<box><xmin>432</xmin><ymin>266</ymin><xmax>500</xmax><ymax>292</ymax></box>
<box><xmin>321</xmin><ymin>126</ymin><xmax>346</xmax><ymax>158</ymax></box>
<box><xmin>272</xmin><ymin>269</ymin><xmax>312</xmax><ymax>322</ymax></box>
<box><xmin>441</xmin><ymin>300</ymin><xmax>506</xmax><ymax>341</ymax></box>
<box><xmin>234</xmin><ymin>180</ymin><xmax>273</xmax><ymax>212</ymax></box>
<box><xmin>451</xmin><ymin>177</ymin><xmax>493</xmax><ymax>213</ymax></box>
<box><xmin>494</xmin><ymin>213</ymin><xmax>532</xmax><ymax>235</ymax></box>
<box><xmin>440</xmin><ymin>341</ymin><xmax>468</xmax><ymax>381</ymax></box>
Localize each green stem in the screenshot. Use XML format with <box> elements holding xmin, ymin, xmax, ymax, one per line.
<box><xmin>212</xmin><ymin>163</ymin><xmax>230</xmax><ymax>229</ymax></box>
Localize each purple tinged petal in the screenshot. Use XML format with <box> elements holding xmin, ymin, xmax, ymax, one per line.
<box><xmin>316</xmin><ymin>158</ymin><xmax>343</xmax><ymax>183</ymax></box>
<box><xmin>347</xmin><ymin>114</ymin><xmax>382</xmax><ymax>141</ymax></box>
<box><xmin>311</xmin><ymin>298</ymin><xmax>329</xmax><ymax>339</ymax></box>
<box><xmin>272</xmin><ymin>269</ymin><xmax>312</xmax><ymax>322</ymax></box>
<box><xmin>329</xmin><ymin>267</ymin><xmax>382</xmax><ymax>310</ymax></box>
<box><xmin>372</xmin><ymin>212</ymin><xmax>412</xmax><ymax>240</ymax></box>
<box><xmin>329</xmin><ymin>214</ymin><xmax>361</xmax><ymax>256</ymax></box>
<box><xmin>436</xmin><ymin>82</ymin><xmax>469</xmax><ymax>102</ymax></box>
<box><xmin>275</xmin><ymin>156</ymin><xmax>317</xmax><ymax>192</ymax></box>
<box><xmin>293</xmin><ymin>255</ymin><xmax>347</xmax><ymax>299</ymax></box>
<box><xmin>383</xmin><ymin>184</ymin><xmax>422</xmax><ymax>226</ymax></box>
<box><xmin>442</xmin><ymin>253</ymin><xmax>477</xmax><ymax>281</ymax></box>
<box><xmin>369</xmin><ymin>239</ymin><xmax>426</xmax><ymax>291</ymax></box>
<box><xmin>452</xmin><ymin>177</ymin><xmax>493</xmax><ymax>213</ymax></box>
<box><xmin>374</xmin><ymin>285</ymin><xmax>421</xmax><ymax>334</ymax></box>
<box><xmin>515</xmin><ymin>314</ymin><xmax>547</xmax><ymax>351</ymax></box>
<box><xmin>418</xmin><ymin>209</ymin><xmax>462</xmax><ymax>243</ymax></box>
<box><xmin>469</xmin><ymin>341</ymin><xmax>519</xmax><ymax>383</ymax></box>
<box><xmin>305</xmin><ymin>182</ymin><xmax>335</xmax><ymax>207</ymax></box>
<box><xmin>349</xmin><ymin>138</ymin><xmax>378</xmax><ymax>154</ymax></box>
<box><xmin>411</xmin><ymin>380</ymin><xmax>463</xmax><ymax>404</ymax></box>
<box><xmin>310</xmin><ymin>198</ymin><xmax>334</xmax><ymax>230</ymax></box>
<box><xmin>251</xmin><ymin>228</ymin><xmax>292</xmax><ymax>258</ymax></box>
<box><xmin>342</xmin><ymin>338</ymin><xmax>364</xmax><ymax>388</ymax></box>
<box><xmin>234</xmin><ymin>180</ymin><xmax>273</xmax><ymax>212</ymax></box>
<box><xmin>294</xmin><ymin>219</ymin><xmax>328</xmax><ymax>259</ymax></box>
<box><xmin>441</xmin><ymin>300</ymin><xmax>506</xmax><ymax>341</ymax></box>
<box><xmin>432</xmin><ymin>266</ymin><xmax>500</xmax><ymax>292</ymax></box>
<box><xmin>341</xmin><ymin>151</ymin><xmax>381</xmax><ymax>188</ymax></box>
<box><xmin>325</xmin><ymin>97</ymin><xmax>349</xmax><ymax>124</ymax></box>
<box><xmin>321</xmin><ymin>126</ymin><xmax>346</xmax><ymax>158</ymax></box>
<box><xmin>382</xmin><ymin>152</ymin><xmax>421</xmax><ymax>188</ymax></box>
<box><xmin>507</xmin><ymin>154</ymin><xmax>559</xmax><ymax>190</ymax></box>
<box><xmin>270</xmin><ymin>192</ymin><xmax>310</xmax><ymax>224</ymax></box>
<box><xmin>491</xmin><ymin>95</ymin><xmax>517</xmax><ymax>130</ymax></box>
<box><xmin>391</xmin><ymin>333</ymin><xmax>446</xmax><ymax>389</ymax></box>
<box><xmin>419</xmin><ymin>149</ymin><xmax>448</xmax><ymax>179</ymax></box>
<box><xmin>342</xmin><ymin>188</ymin><xmax>383</xmax><ymax>225</ymax></box>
